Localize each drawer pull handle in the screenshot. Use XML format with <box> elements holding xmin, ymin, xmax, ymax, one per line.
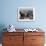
<box><xmin>32</xmin><ymin>39</ymin><xmax>36</xmax><ymax>40</ymax></box>
<box><xmin>9</xmin><ymin>38</ymin><xmax>12</xmax><ymax>40</ymax></box>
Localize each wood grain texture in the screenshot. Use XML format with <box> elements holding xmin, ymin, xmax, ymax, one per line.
<box><xmin>2</xmin><ymin>31</ymin><xmax>45</xmax><ymax>46</ymax></box>
<box><xmin>2</xmin><ymin>32</ymin><xmax>24</xmax><ymax>46</ymax></box>
<box><xmin>24</xmin><ymin>32</ymin><xmax>45</xmax><ymax>46</ymax></box>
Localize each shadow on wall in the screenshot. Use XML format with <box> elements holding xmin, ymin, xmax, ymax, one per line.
<box><xmin>0</xmin><ymin>24</ymin><xmax>7</xmax><ymax>43</ymax></box>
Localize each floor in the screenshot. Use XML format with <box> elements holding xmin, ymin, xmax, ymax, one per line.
<box><xmin>0</xmin><ymin>44</ymin><xmax>2</xmax><ymax>46</ymax></box>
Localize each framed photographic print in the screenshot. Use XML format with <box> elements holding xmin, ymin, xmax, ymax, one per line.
<box><xmin>18</xmin><ymin>7</ymin><xmax>35</xmax><ymax>21</ymax></box>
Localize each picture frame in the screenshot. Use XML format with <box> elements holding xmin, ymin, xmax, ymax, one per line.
<box><xmin>17</xmin><ymin>7</ymin><xmax>35</xmax><ymax>21</ymax></box>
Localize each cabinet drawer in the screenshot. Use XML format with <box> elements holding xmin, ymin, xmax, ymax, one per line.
<box><xmin>3</xmin><ymin>32</ymin><xmax>23</xmax><ymax>36</ymax></box>
<box><xmin>24</xmin><ymin>32</ymin><xmax>44</xmax><ymax>36</ymax></box>
<box><xmin>3</xmin><ymin>43</ymin><xmax>23</xmax><ymax>46</ymax></box>
<box><xmin>32</xmin><ymin>36</ymin><xmax>45</xmax><ymax>44</ymax></box>
<box><xmin>3</xmin><ymin>36</ymin><xmax>23</xmax><ymax>44</ymax></box>
<box><xmin>32</xmin><ymin>44</ymin><xmax>44</xmax><ymax>46</ymax></box>
<box><xmin>3</xmin><ymin>44</ymin><xmax>15</xmax><ymax>46</ymax></box>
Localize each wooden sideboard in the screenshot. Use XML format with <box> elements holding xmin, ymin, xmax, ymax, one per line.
<box><xmin>2</xmin><ymin>30</ymin><xmax>45</xmax><ymax>46</ymax></box>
